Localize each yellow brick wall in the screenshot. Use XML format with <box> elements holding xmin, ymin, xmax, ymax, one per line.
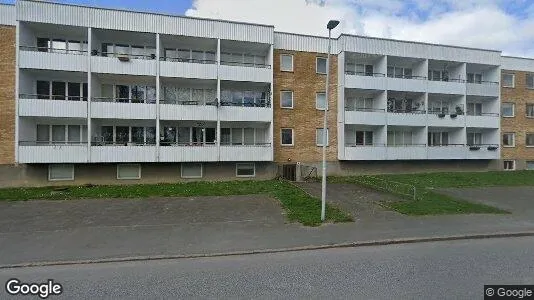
<box><xmin>0</xmin><ymin>25</ymin><xmax>15</xmax><ymax>165</ymax></box>
<box><xmin>273</xmin><ymin>50</ymin><xmax>338</xmax><ymax>163</ymax></box>
<box><xmin>501</xmin><ymin>70</ymin><xmax>534</xmax><ymax>162</ymax></box>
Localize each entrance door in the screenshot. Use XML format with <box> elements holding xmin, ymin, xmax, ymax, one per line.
<box><xmin>282</xmin><ymin>164</ymin><xmax>297</xmax><ymax>181</ymax></box>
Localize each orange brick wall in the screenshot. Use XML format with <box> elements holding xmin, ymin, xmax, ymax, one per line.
<box><xmin>0</xmin><ymin>25</ymin><xmax>16</xmax><ymax>165</ymax></box>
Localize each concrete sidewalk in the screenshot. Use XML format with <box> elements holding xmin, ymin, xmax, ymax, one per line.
<box><xmin>1</xmin><ymin>189</ymin><xmax>534</xmax><ymax>267</ymax></box>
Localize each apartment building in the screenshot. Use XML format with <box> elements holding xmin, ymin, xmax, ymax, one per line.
<box><xmin>500</xmin><ymin>56</ymin><xmax>534</xmax><ymax>170</ymax></box>
<box><xmin>0</xmin><ymin>1</ymin><xmax>529</xmax><ymax>186</ymax></box>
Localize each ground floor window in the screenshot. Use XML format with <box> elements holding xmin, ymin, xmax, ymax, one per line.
<box><xmin>181</xmin><ymin>163</ymin><xmax>203</xmax><ymax>178</ymax></box>
<box><xmin>236</xmin><ymin>163</ymin><xmax>255</xmax><ymax>177</ymax></box>
<box><xmin>503</xmin><ymin>160</ymin><xmax>515</xmax><ymax>171</ymax></box>
<box><xmin>117</xmin><ymin>164</ymin><xmax>141</xmax><ymax>180</ymax></box>
<box><xmin>48</xmin><ymin>164</ymin><xmax>74</xmax><ymax>181</ymax></box>
<box><xmin>527</xmin><ymin>161</ymin><xmax>534</xmax><ymax>170</ymax></box>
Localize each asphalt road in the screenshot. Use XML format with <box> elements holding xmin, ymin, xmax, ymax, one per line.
<box><xmin>1</xmin><ymin>237</ymin><xmax>533</xmax><ymax>299</ymax></box>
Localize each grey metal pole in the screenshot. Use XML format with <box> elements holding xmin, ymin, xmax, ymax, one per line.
<box><xmin>321</xmin><ymin>29</ymin><xmax>332</xmax><ymax>222</ymax></box>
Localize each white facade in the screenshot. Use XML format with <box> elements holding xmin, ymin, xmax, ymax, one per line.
<box><xmin>15</xmin><ymin>0</ymin><xmax>274</xmax><ymax>164</ymax></box>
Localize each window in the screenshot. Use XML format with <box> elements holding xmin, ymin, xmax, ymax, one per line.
<box><xmin>280</xmin><ymin>54</ymin><xmax>293</xmax><ymax>72</ymax></box>
<box><xmin>526</xmin><ymin>134</ymin><xmax>534</xmax><ymax>147</ymax></box>
<box><xmin>355</xmin><ymin>131</ymin><xmax>373</xmax><ymax>146</ymax></box>
<box><xmin>52</xmin><ymin>125</ymin><xmax>66</xmax><ymax>142</ymax></box>
<box><xmin>281</xmin><ymin>128</ymin><xmax>294</xmax><ymax>146</ymax></box>
<box><xmin>48</xmin><ymin>164</ymin><xmax>74</xmax><ymax>181</ymax></box>
<box><xmin>527</xmin><ymin>104</ymin><xmax>534</xmax><ymax>118</ymax></box>
<box><xmin>428</xmin><ymin>70</ymin><xmax>449</xmax><ymax>81</ymax></box>
<box><xmin>181</xmin><ymin>163</ymin><xmax>203</xmax><ymax>178</ymax></box>
<box><xmin>467</xmin><ymin>132</ymin><xmax>482</xmax><ymax>146</ymax></box>
<box><xmin>502</xmin><ymin>103</ymin><xmax>515</xmax><ymax>117</ymax></box>
<box><xmin>280</xmin><ymin>91</ymin><xmax>293</xmax><ymax>108</ymax></box>
<box><xmin>354</xmin><ymin>98</ymin><xmax>374</xmax><ymax>111</ymax></box>
<box><xmin>37</xmin><ymin>125</ymin><xmax>50</xmax><ymax>144</ymax></box>
<box><xmin>117</xmin><ymin>164</ymin><xmax>141</xmax><ymax>180</ymax></box>
<box><xmin>527</xmin><ymin>73</ymin><xmax>534</xmax><ymax>89</ymax></box>
<box><xmin>316</xmin><ymin>92</ymin><xmax>327</xmax><ymax>110</ymax></box>
<box><xmin>504</xmin><ymin>160</ymin><xmax>515</xmax><ymax>171</ymax></box>
<box><xmin>527</xmin><ymin>161</ymin><xmax>534</xmax><ymax>170</ymax></box>
<box><xmin>467</xmin><ymin>103</ymin><xmax>483</xmax><ymax>116</ymax></box>
<box><xmin>316</xmin><ymin>57</ymin><xmax>327</xmax><ymax>74</ymax></box>
<box><xmin>502</xmin><ymin>133</ymin><xmax>515</xmax><ymax>147</ymax></box>
<box><xmin>467</xmin><ymin>73</ymin><xmax>482</xmax><ymax>84</ymax></box>
<box><xmin>428</xmin><ymin>132</ymin><xmax>449</xmax><ymax>146</ymax></box>
<box><xmin>502</xmin><ymin>73</ymin><xmax>515</xmax><ymax>88</ymax></box>
<box><xmin>236</xmin><ymin>163</ymin><xmax>255</xmax><ymax>177</ymax></box>
<box><xmin>316</xmin><ymin>128</ymin><xmax>329</xmax><ymax>146</ymax></box>
<box><xmin>37</xmin><ymin>81</ymin><xmax>50</xmax><ymax>99</ymax></box>
<box><xmin>387</xmin><ymin>131</ymin><xmax>413</xmax><ymax>146</ymax></box>
<box><xmin>387</xmin><ymin>66</ymin><xmax>412</xmax><ymax>79</ymax></box>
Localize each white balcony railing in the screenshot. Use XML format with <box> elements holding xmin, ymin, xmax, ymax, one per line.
<box><xmin>466</xmin><ymin>113</ymin><xmax>500</xmax><ymax>128</ymax></box>
<box><xmin>386</xmin><ymin>145</ymin><xmax>427</xmax><ymax>160</ymax></box>
<box><xmin>18</xmin><ymin>143</ymin><xmax>88</xmax><ymax>163</ymax></box>
<box><xmin>90</xmin><ymin>144</ymin><xmax>157</xmax><ymax>162</ymax></box>
<box><xmin>159</xmin><ymin>144</ymin><xmax>218</xmax><ymax>162</ymax></box>
<box><xmin>466</xmin><ymin>81</ymin><xmax>499</xmax><ymax>97</ymax></box>
<box><xmin>219</xmin><ymin>144</ymin><xmax>272</xmax><ymax>161</ymax></box>
<box><xmin>159</xmin><ymin>58</ymin><xmax>217</xmax><ymax>79</ymax></box>
<box><xmin>18</xmin><ymin>96</ymin><xmax>87</xmax><ymax>118</ymax></box>
<box><xmin>344</xmin><ymin>72</ymin><xmax>387</xmax><ymax>90</ymax></box>
<box><xmin>19</xmin><ymin>46</ymin><xmax>87</xmax><ymax>72</ymax></box>
<box><xmin>91</xmin><ymin>97</ymin><xmax>157</xmax><ymax>119</ymax></box>
<box><xmin>219</xmin><ymin>64</ymin><xmax>271</xmax><ymax>83</ymax></box>
<box><xmin>344</xmin><ymin>108</ymin><xmax>386</xmax><ymax>125</ymax></box>
<box><xmin>344</xmin><ymin>144</ymin><xmax>387</xmax><ymax>160</ymax></box>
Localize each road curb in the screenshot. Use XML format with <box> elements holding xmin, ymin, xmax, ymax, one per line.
<box><xmin>2</xmin><ymin>231</ymin><xmax>534</xmax><ymax>269</ymax></box>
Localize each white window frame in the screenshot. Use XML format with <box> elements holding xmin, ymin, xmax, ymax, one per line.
<box><xmin>526</xmin><ymin>133</ymin><xmax>534</xmax><ymax>147</ymax></box>
<box><xmin>527</xmin><ymin>73</ymin><xmax>534</xmax><ymax>89</ymax></box>
<box><xmin>467</xmin><ymin>132</ymin><xmax>483</xmax><ymax>146</ymax></box>
<box><xmin>181</xmin><ymin>163</ymin><xmax>203</xmax><ymax>179</ymax></box>
<box><xmin>281</xmin><ymin>128</ymin><xmax>294</xmax><ymax>146</ymax></box>
<box><xmin>502</xmin><ymin>73</ymin><xmax>515</xmax><ymax>88</ymax></box>
<box><xmin>280</xmin><ymin>54</ymin><xmax>293</xmax><ymax>72</ymax></box>
<box><xmin>526</xmin><ymin>161</ymin><xmax>534</xmax><ymax>170</ymax></box>
<box><xmin>503</xmin><ymin>160</ymin><xmax>516</xmax><ymax>171</ymax></box>
<box><xmin>316</xmin><ymin>128</ymin><xmax>329</xmax><ymax>146</ymax></box>
<box><xmin>502</xmin><ymin>103</ymin><xmax>515</xmax><ymax>118</ymax></box>
<box><xmin>48</xmin><ymin>164</ymin><xmax>74</xmax><ymax>181</ymax></box>
<box><xmin>236</xmin><ymin>163</ymin><xmax>256</xmax><ymax>178</ymax></box>
<box><xmin>502</xmin><ymin>133</ymin><xmax>516</xmax><ymax>147</ymax></box>
<box><xmin>116</xmin><ymin>164</ymin><xmax>141</xmax><ymax>180</ymax></box>
<box><xmin>280</xmin><ymin>90</ymin><xmax>294</xmax><ymax>109</ymax></box>
<box><xmin>316</xmin><ymin>57</ymin><xmax>327</xmax><ymax>74</ymax></box>
<box><xmin>527</xmin><ymin>104</ymin><xmax>534</xmax><ymax>118</ymax></box>
<box><xmin>316</xmin><ymin>92</ymin><xmax>327</xmax><ymax>110</ymax></box>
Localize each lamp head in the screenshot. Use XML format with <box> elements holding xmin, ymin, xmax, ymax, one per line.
<box><xmin>327</xmin><ymin>20</ymin><xmax>340</xmax><ymax>30</ymax></box>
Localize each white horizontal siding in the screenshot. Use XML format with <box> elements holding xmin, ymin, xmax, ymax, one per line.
<box><xmin>19</xmin><ymin>99</ymin><xmax>87</xmax><ymax>118</ymax></box>
<box><xmin>91</xmin><ymin>102</ymin><xmax>157</xmax><ymax>119</ymax></box>
<box><xmin>386</xmin><ymin>113</ymin><xmax>427</xmax><ymax>126</ymax></box>
<box><xmin>19</xmin><ymin>51</ymin><xmax>87</xmax><ymax>72</ymax></box>
<box><xmin>18</xmin><ymin>145</ymin><xmax>88</xmax><ymax>163</ymax></box>
<box><xmin>427</xmin><ymin>114</ymin><xmax>465</xmax><ymax>127</ymax></box>
<box><xmin>386</xmin><ymin>78</ymin><xmax>427</xmax><ymax>93</ymax></box>
<box><xmin>90</xmin><ymin>146</ymin><xmax>156</xmax><ymax>162</ymax></box>
<box><xmin>344</xmin><ymin>75</ymin><xmax>387</xmax><ymax>90</ymax></box>
<box><xmin>386</xmin><ymin>147</ymin><xmax>427</xmax><ymax>160</ymax></box>
<box><xmin>501</xmin><ymin>56</ymin><xmax>534</xmax><ymax>72</ymax></box>
<box><xmin>344</xmin><ymin>146</ymin><xmax>387</xmax><ymax>160</ymax></box>
<box><xmin>159</xmin><ymin>104</ymin><xmax>217</xmax><ymax>121</ymax></box>
<box><xmin>219</xmin><ymin>146</ymin><xmax>272</xmax><ymax>161</ymax></box>
<box><xmin>427</xmin><ymin>146</ymin><xmax>467</xmax><ymax>160</ymax></box>
<box><xmin>159</xmin><ymin>146</ymin><xmax>218</xmax><ymax>162</ymax></box>
<box><xmin>466</xmin><ymin>83</ymin><xmax>499</xmax><ymax>97</ymax></box>
<box><xmin>219</xmin><ymin>107</ymin><xmax>272</xmax><ymax>122</ymax></box>
<box><xmin>91</xmin><ymin>56</ymin><xmax>156</xmax><ymax>76</ymax></box>
<box><xmin>466</xmin><ymin>148</ymin><xmax>500</xmax><ymax>159</ymax></box>
<box><xmin>160</xmin><ymin>61</ymin><xmax>217</xmax><ymax>79</ymax></box>
<box><xmin>344</xmin><ymin>111</ymin><xmax>386</xmax><ymax>125</ymax></box>
<box><xmin>466</xmin><ymin>116</ymin><xmax>500</xmax><ymax>128</ymax></box>
<box><xmin>219</xmin><ymin>65</ymin><xmax>272</xmax><ymax>82</ymax></box>
<box><xmin>274</xmin><ymin>32</ymin><xmax>339</xmax><ymax>54</ymax></box>
<box><xmin>0</xmin><ymin>4</ymin><xmax>15</xmax><ymax>26</ymax></box>
<box><xmin>426</xmin><ymin>80</ymin><xmax>466</xmax><ymax>95</ymax></box>
<box><xmin>17</xmin><ymin>0</ymin><xmax>273</xmax><ymax>43</ymax></box>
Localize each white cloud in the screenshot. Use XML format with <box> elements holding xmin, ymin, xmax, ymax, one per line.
<box><xmin>185</xmin><ymin>0</ymin><xmax>534</xmax><ymax>57</ymax></box>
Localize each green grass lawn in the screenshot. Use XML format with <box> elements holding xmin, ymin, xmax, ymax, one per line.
<box><xmin>0</xmin><ymin>180</ymin><xmax>352</xmax><ymax>227</ymax></box>
<box><xmin>329</xmin><ymin>171</ymin><xmax>534</xmax><ymax>215</ymax></box>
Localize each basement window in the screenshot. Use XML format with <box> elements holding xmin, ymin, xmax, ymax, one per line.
<box><xmin>48</xmin><ymin>164</ymin><xmax>74</xmax><ymax>181</ymax></box>
<box><xmin>181</xmin><ymin>163</ymin><xmax>203</xmax><ymax>178</ymax></box>
<box><xmin>503</xmin><ymin>160</ymin><xmax>515</xmax><ymax>171</ymax></box>
<box><xmin>117</xmin><ymin>164</ymin><xmax>141</xmax><ymax>180</ymax></box>
<box><xmin>236</xmin><ymin>163</ymin><xmax>255</xmax><ymax>177</ymax></box>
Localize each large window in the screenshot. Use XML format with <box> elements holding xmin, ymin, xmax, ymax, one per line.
<box><xmin>101</xmin><ymin>84</ymin><xmax>156</xmax><ymax>103</ymax></box>
<box><xmin>355</xmin><ymin>131</ymin><xmax>374</xmax><ymax>146</ymax></box>
<box><xmin>428</xmin><ymin>132</ymin><xmax>449</xmax><ymax>146</ymax></box>
<box><xmin>502</xmin><ymin>73</ymin><xmax>515</xmax><ymax>88</ymax></box>
<box><xmin>36</xmin><ymin>124</ymin><xmax>87</xmax><ymax>144</ymax></box>
<box><xmin>96</xmin><ymin>126</ymin><xmax>156</xmax><ymax>145</ymax></box>
<box><xmin>526</xmin><ymin>134</ymin><xmax>534</xmax><ymax>147</ymax></box>
<box><xmin>467</xmin><ymin>132</ymin><xmax>483</xmax><ymax>146</ymax></box>
<box><xmin>467</xmin><ymin>103</ymin><xmax>483</xmax><ymax>116</ymax></box>
<box><xmin>33</xmin><ymin>80</ymin><xmax>88</xmax><ymax>101</ymax></box>
<box><xmin>281</xmin><ymin>128</ymin><xmax>294</xmax><ymax>146</ymax></box>
<box><xmin>387</xmin><ymin>131</ymin><xmax>413</xmax><ymax>146</ymax></box>
<box><xmin>220</xmin><ymin>52</ymin><xmax>266</xmax><ymax>67</ymax></box>
<box><xmin>117</xmin><ymin>164</ymin><xmax>141</xmax><ymax>180</ymax></box>
<box><xmin>527</xmin><ymin>104</ymin><xmax>534</xmax><ymax>118</ymax></box>
<box><xmin>316</xmin><ymin>57</ymin><xmax>327</xmax><ymax>74</ymax></box>
<box><xmin>280</xmin><ymin>91</ymin><xmax>293</xmax><ymax>108</ymax></box>
<box><xmin>428</xmin><ymin>70</ymin><xmax>449</xmax><ymax>81</ymax></box>
<box><xmin>316</xmin><ymin>128</ymin><xmax>329</xmax><ymax>146</ymax></box>
<box><xmin>502</xmin><ymin>103</ymin><xmax>515</xmax><ymax>117</ymax></box>
<box><xmin>502</xmin><ymin>133</ymin><xmax>515</xmax><ymax>147</ymax></box>
<box><xmin>164</xmin><ymin>48</ymin><xmax>216</xmax><ymax>63</ymax></box>
<box><xmin>48</xmin><ymin>164</ymin><xmax>74</xmax><ymax>181</ymax></box>
<box><xmin>236</xmin><ymin>163</ymin><xmax>255</xmax><ymax>177</ymax></box>
<box><xmin>387</xmin><ymin>66</ymin><xmax>412</xmax><ymax>79</ymax></box>
<box><xmin>316</xmin><ymin>92</ymin><xmax>327</xmax><ymax>110</ymax></box>
<box><xmin>280</xmin><ymin>54</ymin><xmax>293</xmax><ymax>72</ymax></box>
<box><xmin>101</xmin><ymin>43</ymin><xmax>156</xmax><ymax>59</ymax></box>
<box><xmin>527</xmin><ymin>73</ymin><xmax>534</xmax><ymax>89</ymax></box>
<box><xmin>36</xmin><ymin>37</ymin><xmax>87</xmax><ymax>54</ymax></box>
<box><xmin>467</xmin><ymin>73</ymin><xmax>483</xmax><ymax>84</ymax></box>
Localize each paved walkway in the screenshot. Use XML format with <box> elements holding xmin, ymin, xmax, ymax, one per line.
<box><xmin>1</xmin><ymin>186</ymin><xmax>534</xmax><ymax>266</ymax></box>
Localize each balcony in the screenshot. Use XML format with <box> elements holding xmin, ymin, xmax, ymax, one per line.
<box><xmin>19</xmin><ymin>46</ymin><xmax>87</xmax><ymax>72</ymax></box>
<box><xmin>427</xmin><ymin>109</ymin><xmax>466</xmax><ymax>127</ymax></box>
<box><xmin>91</xmin><ymin>54</ymin><xmax>157</xmax><ymax>76</ymax></box>
<box><xmin>344</xmin><ymin>108</ymin><xmax>386</xmax><ymax>125</ymax></box>
<box><xmin>386</xmin><ymin>110</ymin><xmax>427</xmax><ymax>126</ymax></box>
<box><xmin>386</xmin><ymin>145</ymin><xmax>427</xmax><ymax>160</ymax></box>
<box><xmin>159</xmin><ymin>144</ymin><xmax>218</xmax><ymax>162</ymax></box>
<box><xmin>386</xmin><ymin>75</ymin><xmax>428</xmax><ymax>93</ymax></box>
<box><xmin>219</xmin><ymin>62</ymin><xmax>272</xmax><ymax>83</ymax></box>
<box><xmin>18</xmin><ymin>95</ymin><xmax>87</xmax><ymax>118</ymax></box>
<box><xmin>159</xmin><ymin>57</ymin><xmax>217</xmax><ymax>80</ymax></box>
<box><xmin>159</xmin><ymin>100</ymin><xmax>217</xmax><ymax>121</ymax></box>
<box><xmin>219</xmin><ymin>100</ymin><xmax>272</xmax><ymax>122</ymax></box>
<box><xmin>343</xmin><ymin>144</ymin><xmax>387</xmax><ymax>160</ymax></box>
<box><xmin>344</xmin><ymin>72</ymin><xmax>386</xmax><ymax>90</ymax></box>
<box><xmin>466</xmin><ymin>81</ymin><xmax>499</xmax><ymax>97</ymax></box>
<box><xmin>427</xmin><ymin>78</ymin><xmax>466</xmax><ymax>95</ymax></box>
<box><xmin>219</xmin><ymin>143</ymin><xmax>272</xmax><ymax>161</ymax></box>
<box><xmin>466</xmin><ymin>113</ymin><xmax>500</xmax><ymax>128</ymax></box>
<box><xmin>18</xmin><ymin>142</ymin><xmax>88</xmax><ymax>163</ymax></box>
<box><xmin>466</xmin><ymin>144</ymin><xmax>500</xmax><ymax>159</ymax></box>
<box><xmin>91</xmin><ymin>97</ymin><xmax>156</xmax><ymax>119</ymax></box>
<box><xmin>90</xmin><ymin>142</ymin><xmax>156</xmax><ymax>162</ymax></box>
<box><xmin>427</xmin><ymin>145</ymin><xmax>467</xmax><ymax>160</ymax></box>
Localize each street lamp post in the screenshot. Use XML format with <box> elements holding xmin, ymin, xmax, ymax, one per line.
<box><xmin>321</xmin><ymin>20</ymin><xmax>340</xmax><ymax>222</ymax></box>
